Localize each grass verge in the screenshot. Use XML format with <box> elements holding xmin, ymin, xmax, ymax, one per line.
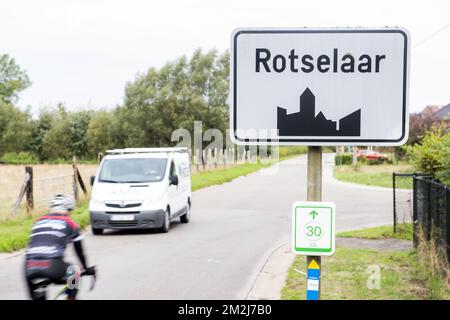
<box><xmin>337</xmin><ymin>223</ymin><xmax>413</xmax><ymax>241</ymax></box>
<box><xmin>191</xmin><ymin>162</ymin><xmax>270</xmax><ymax>191</ymax></box>
<box><xmin>334</xmin><ymin>164</ymin><xmax>414</xmax><ymax>189</ymax></box>
<box><xmin>0</xmin><ymin>202</ymin><xmax>90</xmax><ymax>252</ymax></box>
<box><xmin>0</xmin><ymin>152</ymin><xmax>302</xmax><ymax>253</ymax></box>
<box><xmin>281</xmin><ymin>247</ymin><xmax>450</xmax><ymax>300</ymax></box>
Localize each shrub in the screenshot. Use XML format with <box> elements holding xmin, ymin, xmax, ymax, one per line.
<box><xmin>366</xmin><ymin>158</ymin><xmax>385</xmax><ymax>165</ymax></box>
<box><xmin>278</xmin><ymin>146</ymin><xmax>307</xmax><ymax>158</ymax></box>
<box><xmin>0</xmin><ymin>152</ymin><xmax>38</xmax><ymax>164</ymax></box>
<box><xmin>335</xmin><ymin>153</ymin><xmax>353</xmax><ymax>165</ymax></box>
<box><xmin>405</xmin><ymin>125</ymin><xmax>450</xmax><ymax>186</ymax></box>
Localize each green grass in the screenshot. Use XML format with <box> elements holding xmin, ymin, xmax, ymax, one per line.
<box><xmin>337</xmin><ymin>223</ymin><xmax>413</xmax><ymax>241</ymax></box>
<box><xmin>334</xmin><ymin>164</ymin><xmax>414</xmax><ymax>189</ymax></box>
<box><xmin>0</xmin><ymin>202</ymin><xmax>90</xmax><ymax>253</ymax></box>
<box><xmin>281</xmin><ymin>247</ymin><xmax>450</xmax><ymax>300</ymax></box>
<box><xmin>0</xmin><ymin>216</ymin><xmax>34</xmax><ymax>252</ymax></box>
<box><xmin>190</xmin><ymin>147</ymin><xmax>308</xmax><ymax>191</ymax></box>
<box><xmin>191</xmin><ymin>162</ymin><xmax>271</xmax><ymax>191</ymax></box>
<box><xmin>278</xmin><ymin>146</ymin><xmax>307</xmax><ymax>158</ymax></box>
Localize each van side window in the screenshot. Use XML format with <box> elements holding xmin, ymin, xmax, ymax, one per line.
<box><xmin>169</xmin><ymin>161</ymin><xmax>176</xmax><ymax>178</ymax></box>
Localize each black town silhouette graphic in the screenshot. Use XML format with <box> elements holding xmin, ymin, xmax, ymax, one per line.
<box><xmin>277</xmin><ymin>88</ymin><xmax>361</xmax><ymax>136</ymax></box>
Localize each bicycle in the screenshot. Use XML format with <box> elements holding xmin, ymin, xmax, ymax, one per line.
<box><xmin>31</xmin><ymin>266</ymin><xmax>97</xmax><ymax>300</ymax></box>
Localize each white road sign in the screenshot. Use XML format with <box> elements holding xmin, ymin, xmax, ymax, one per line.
<box><xmin>292</xmin><ymin>201</ymin><xmax>336</xmax><ymax>256</ymax></box>
<box><xmin>230</xmin><ymin>28</ymin><xmax>410</xmax><ymax>146</ymax></box>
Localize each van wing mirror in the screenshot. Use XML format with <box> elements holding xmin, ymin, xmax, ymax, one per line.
<box><xmin>170</xmin><ymin>175</ymin><xmax>179</xmax><ymax>186</ymax></box>
<box><xmin>90</xmin><ymin>176</ymin><xmax>96</xmax><ymax>186</ymax></box>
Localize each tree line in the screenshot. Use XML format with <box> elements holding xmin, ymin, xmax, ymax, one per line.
<box><xmin>0</xmin><ymin>49</ymin><xmax>229</xmax><ymax>162</ymax></box>
<box><xmin>0</xmin><ymin>49</ymin><xmax>447</xmax><ymax>164</ymax></box>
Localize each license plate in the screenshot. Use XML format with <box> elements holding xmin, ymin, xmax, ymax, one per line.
<box><xmin>110</xmin><ymin>214</ymin><xmax>135</xmax><ymax>221</ymax></box>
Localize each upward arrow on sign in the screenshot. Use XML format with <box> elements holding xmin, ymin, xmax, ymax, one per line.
<box><xmin>309</xmin><ymin>210</ymin><xmax>318</xmax><ymax>220</ymax></box>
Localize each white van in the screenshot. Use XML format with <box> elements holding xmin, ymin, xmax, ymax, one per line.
<box><xmin>88</xmin><ymin>148</ymin><xmax>191</xmax><ymax>235</ymax></box>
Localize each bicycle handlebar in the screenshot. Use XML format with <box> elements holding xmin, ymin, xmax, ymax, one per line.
<box><xmin>80</xmin><ymin>266</ymin><xmax>97</xmax><ymax>291</ymax></box>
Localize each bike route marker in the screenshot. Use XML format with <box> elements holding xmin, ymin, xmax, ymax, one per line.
<box><xmin>292</xmin><ymin>201</ymin><xmax>335</xmax><ymax>256</ymax></box>
<box><xmin>292</xmin><ymin>201</ymin><xmax>335</xmax><ymax>300</ymax></box>
<box><xmin>306</xmin><ymin>259</ymin><xmax>321</xmax><ymax>300</ymax></box>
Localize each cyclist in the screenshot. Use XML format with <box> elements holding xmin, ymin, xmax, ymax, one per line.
<box><xmin>24</xmin><ymin>194</ymin><xmax>95</xmax><ymax>300</ymax></box>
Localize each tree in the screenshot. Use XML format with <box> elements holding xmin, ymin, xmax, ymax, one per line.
<box><xmin>29</xmin><ymin>109</ymin><xmax>54</xmax><ymax>160</ymax></box>
<box><xmin>0</xmin><ymin>54</ymin><xmax>31</xmax><ymax>103</ymax></box>
<box><xmin>0</xmin><ymin>101</ymin><xmax>32</xmax><ymax>155</ymax></box>
<box><xmin>87</xmin><ymin>110</ymin><xmax>117</xmax><ymax>156</ymax></box>
<box><xmin>41</xmin><ymin>106</ymin><xmax>72</xmax><ymax>160</ymax></box>
<box><xmin>405</xmin><ymin>124</ymin><xmax>450</xmax><ymax>186</ymax></box>
<box><xmin>119</xmin><ymin>49</ymin><xmax>229</xmax><ymax>148</ymax></box>
<box><xmin>408</xmin><ymin>113</ymin><xmax>438</xmax><ymax>145</ymax></box>
<box><xmin>68</xmin><ymin>110</ymin><xmax>92</xmax><ymax>158</ymax></box>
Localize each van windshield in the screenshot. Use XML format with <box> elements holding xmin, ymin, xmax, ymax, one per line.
<box><xmin>99</xmin><ymin>158</ymin><xmax>167</xmax><ymax>183</ymax></box>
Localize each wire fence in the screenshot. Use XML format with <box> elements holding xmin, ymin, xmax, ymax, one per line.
<box><xmin>0</xmin><ymin>164</ymin><xmax>90</xmax><ymax>221</ymax></box>
<box><xmin>392</xmin><ymin>173</ymin><xmax>432</xmax><ymax>233</ymax></box>
<box><xmin>33</xmin><ymin>175</ymin><xmax>76</xmax><ymax>211</ymax></box>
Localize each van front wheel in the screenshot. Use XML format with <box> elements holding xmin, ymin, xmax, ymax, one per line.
<box><xmin>160</xmin><ymin>209</ymin><xmax>170</xmax><ymax>233</ymax></box>
<box><xmin>92</xmin><ymin>227</ymin><xmax>103</xmax><ymax>235</ymax></box>
<box><xmin>180</xmin><ymin>203</ymin><xmax>190</xmax><ymax>224</ymax></box>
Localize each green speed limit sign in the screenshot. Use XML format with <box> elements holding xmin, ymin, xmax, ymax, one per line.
<box><xmin>305</xmin><ymin>222</ymin><xmax>323</xmax><ymax>240</ymax></box>
<box><xmin>292</xmin><ymin>201</ymin><xmax>335</xmax><ymax>256</ymax></box>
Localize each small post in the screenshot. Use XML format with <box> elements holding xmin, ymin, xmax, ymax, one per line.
<box><xmin>72</xmin><ymin>164</ymin><xmax>79</xmax><ymax>201</ymax></box>
<box><xmin>351</xmin><ymin>146</ymin><xmax>357</xmax><ymax>167</ymax></box>
<box><xmin>446</xmin><ymin>189</ymin><xmax>450</xmax><ymax>263</ymax></box>
<box><xmin>74</xmin><ymin>164</ymin><xmax>87</xmax><ymax>196</ymax></box>
<box><xmin>25</xmin><ymin>166</ymin><xmax>34</xmax><ymax>213</ymax></box>
<box><xmin>393</xmin><ymin>173</ymin><xmax>397</xmax><ymax>233</ymax></box>
<box><xmin>306</xmin><ymin>146</ymin><xmax>322</xmax><ymax>300</ymax></box>
<box><xmin>426</xmin><ymin>180</ymin><xmax>431</xmax><ymax>241</ymax></box>
<box><xmin>412</xmin><ymin>174</ymin><xmax>418</xmax><ymax>248</ymax></box>
<box><xmin>202</xmin><ymin>150</ymin><xmax>206</xmax><ymax>171</ymax></box>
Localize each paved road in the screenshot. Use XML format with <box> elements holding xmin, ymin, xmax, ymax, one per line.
<box><xmin>0</xmin><ymin>154</ymin><xmax>397</xmax><ymax>299</ymax></box>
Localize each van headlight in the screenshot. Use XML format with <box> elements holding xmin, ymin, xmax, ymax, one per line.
<box><xmin>90</xmin><ymin>197</ymin><xmax>104</xmax><ymax>207</ymax></box>
<box><xmin>143</xmin><ymin>194</ymin><xmax>165</xmax><ymax>207</ymax></box>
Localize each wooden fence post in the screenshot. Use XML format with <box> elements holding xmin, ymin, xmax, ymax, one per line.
<box><xmin>72</xmin><ymin>164</ymin><xmax>79</xmax><ymax>201</ymax></box>
<box><xmin>25</xmin><ymin>166</ymin><xmax>34</xmax><ymax>213</ymax></box>
<box><xmin>74</xmin><ymin>164</ymin><xmax>87</xmax><ymax>197</ymax></box>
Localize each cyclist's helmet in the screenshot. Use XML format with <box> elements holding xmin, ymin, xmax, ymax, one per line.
<box><xmin>49</xmin><ymin>194</ymin><xmax>76</xmax><ymax>212</ymax></box>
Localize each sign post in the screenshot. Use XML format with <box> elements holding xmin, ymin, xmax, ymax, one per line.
<box><xmin>307</xmin><ymin>146</ymin><xmax>322</xmax><ymax>300</ymax></box>
<box><xmin>230</xmin><ymin>27</ymin><xmax>409</xmax><ymax>300</ymax></box>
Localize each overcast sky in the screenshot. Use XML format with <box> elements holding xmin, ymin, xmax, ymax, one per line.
<box><xmin>2</xmin><ymin>0</ymin><xmax>449</xmax><ymax>114</ymax></box>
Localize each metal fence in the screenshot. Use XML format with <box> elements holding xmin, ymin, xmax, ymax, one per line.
<box><xmin>413</xmin><ymin>176</ymin><xmax>450</xmax><ymax>263</ymax></box>
<box><xmin>392</xmin><ymin>173</ymin><xmax>431</xmax><ymax>233</ymax></box>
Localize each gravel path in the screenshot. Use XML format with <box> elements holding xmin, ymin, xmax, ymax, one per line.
<box><xmin>336</xmin><ymin>237</ymin><xmax>413</xmax><ymax>252</ymax></box>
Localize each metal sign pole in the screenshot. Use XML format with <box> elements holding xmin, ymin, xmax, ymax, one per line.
<box><xmin>306</xmin><ymin>146</ymin><xmax>322</xmax><ymax>300</ymax></box>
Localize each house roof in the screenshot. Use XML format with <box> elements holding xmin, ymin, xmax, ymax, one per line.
<box><xmin>434</xmin><ymin>104</ymin><xmax>450</xmax><ymax>120</ymax></box>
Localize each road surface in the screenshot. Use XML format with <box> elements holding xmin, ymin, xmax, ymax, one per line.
<box><xmin>0</xmin><ymin>154</ymin><xmax>397</xmax><ymax>299</ymax></box>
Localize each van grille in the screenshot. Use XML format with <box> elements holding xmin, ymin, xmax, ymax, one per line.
<box><xmin>108</xmin><ymin>221</ymin><xmax>138</xmax><ymax>228</ymax></box>
<box><xmin>105</xmin><ymin>211</ymin><xmax>140</xmax><ymax>214</ymax></box>
<box><xmin>105</xmin><ymin>203</ymin><xmax>142</xmax><ymax>208</ymax></box>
